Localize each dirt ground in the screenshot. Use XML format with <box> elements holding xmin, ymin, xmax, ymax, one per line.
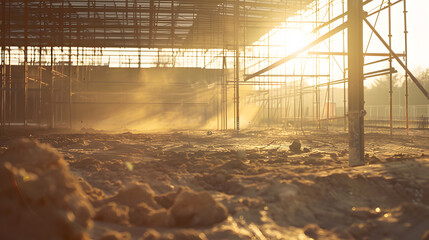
<box><xmin>1</xmin><ymin>128</ymin><xmax>429</xmax><ymax>240</ymax></box>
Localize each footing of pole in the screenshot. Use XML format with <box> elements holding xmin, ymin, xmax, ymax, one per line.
<box><xmin>348</xmin><ymin>112</ymin><xmax>365</xmax><ymax>167</ymax></box>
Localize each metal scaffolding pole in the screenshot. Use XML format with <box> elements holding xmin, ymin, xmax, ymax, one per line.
<box><xmin>388</xmin><ymin>0</ymin><xmax>393</xmax><ymax>135</ymax></box>
<box><xmin>342</xmin><ymin>0</ymin><xmax>347</xmax><ymax>131</ymax></box>
<box><xmin>1</xmin><ymin>0</ymin><xmax>5</xmax><ymax>134</ymax></box>
<box><xmin>403</xmin><ymin>0</ymin><xmax>409</xmax><ymax>134</ymax></box>
<box><xmin>50</xmin><ymin>46</ymin><xmax>55</xmax><ymax>129</ymax></box>
<box><xmin>234</xmin><ymin>0</ymin><xmax>240</xmax><ymax>132</ymax></box>
<box><xmin>347</xmin><ymin>0</ymin><xmax>365</xmax><ymax>166</ymax></box>
<box><xmin>24</xmin><ymin>0</ymin><xmax>28</xmax><ymax>131</ymax></box>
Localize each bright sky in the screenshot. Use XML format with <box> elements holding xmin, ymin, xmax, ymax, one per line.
<box><xmin>406</xmin><ymin>0</ymin><xmax>429</xmax><ymax>70</ymax></box>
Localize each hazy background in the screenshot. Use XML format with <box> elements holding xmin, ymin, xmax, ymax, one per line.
<box><xmin>405</xmin><ymin>0</ymin><xmax>429</xmax><ymax>70</ymax></box>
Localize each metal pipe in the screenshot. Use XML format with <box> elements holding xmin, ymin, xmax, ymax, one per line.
<box><xmin>24</xmin><ymin>0</ymin><xmax>28</xmax><ymax>131</ymax></box>
<box><xmin>1</xmin><ymin>0</ymin><xmax>5</xmax><ymax>134</ymax></box>
<box><xmin>348</xmin><ymin>0</ymin><xmax>365</xmax><ymax>167</ymax></box>
<box><xmin>388</xmin><ymin>0</ymin><xmax>393</xmax><ymax>135</ymax></box>
<box><xmin>234</xmin><ymin>0</ymin><xmax>240</xmax><ymax>132</ymax></box>
<box><xmin>403</xmin><ymin>0</ymin><xmax>409</xmax><ymax>134</ymax></box>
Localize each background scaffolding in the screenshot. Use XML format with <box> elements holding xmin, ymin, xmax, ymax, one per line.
<box><xmin>0</xmin><ymin>0</ymin><xmax>427</xmax><ymax>136</ymax></box>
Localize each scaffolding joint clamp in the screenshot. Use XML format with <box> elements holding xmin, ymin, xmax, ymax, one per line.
<box><xmin>347</xmin><ymin>110</ymin><xmax>367</xmax><ymax>117</ymax></box>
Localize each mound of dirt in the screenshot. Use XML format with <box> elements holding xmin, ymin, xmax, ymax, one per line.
<box><xmin>128</xmin><ymin>187</ymin><xmax>228</xmax><ymax>228</ymax></box>
<box><xmin>78</xmin><ymin>177</ymin><xmax>105</xmax><ymax>204</ymax></box>
<box><xmin>154</xmin><ymin>187</ymin><xmax>183</xmax><ymax>209</ymax></box>
<box><xmin>195</xmin><ymin>171</ymin><xmax>244</xmax><ymax>195</ymax></box>
<box><xmin>0</xmin><ymin>138</ymin><xmax>94</xmax><ymax>240</ymax></box>
<box><xmin>129</xmin><ymin>202</ymin><xmax>171</xmax><ymax>227</ymax></box>
<box><xmin>71</xmin><ymin>157</ymin><xmax>103</xmax><ymax>172</ymax></box>
<box><xmin>169</xmin><ymin>189</ymin><xmax>228</xmax><ymax>227</ymax></box>
<box><xmin>95</xmin><ymin>202</ymin><xmax>129</xmax><ymax>224</ymax></box>
<box><xmin>218</xmin><ymin>159</ymin><xmax>248</xmax><ymax>171</ymax></box>
<box><xmin>110</xmin><ymin>182</ymin><xmax>161</xmax><ymax>209</ymax></box>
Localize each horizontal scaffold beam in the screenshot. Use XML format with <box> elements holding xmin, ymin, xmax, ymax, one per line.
<box><xmin>244</xmin><ymin>22</ymin><xmax>348</xmax><ymax>81</ymax></box>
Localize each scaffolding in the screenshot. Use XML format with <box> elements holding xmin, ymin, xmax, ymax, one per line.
<box><xmin>1</xmin><ymin>0</ymin><xmax>429</xmax><ymax>165</ymax></box>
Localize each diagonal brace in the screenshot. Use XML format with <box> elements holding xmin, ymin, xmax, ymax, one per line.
<box><xmin>364</xmin><ymin>18</ymin><xmax>429</xmax><ymax>100</ymax></box>
<box><xmin>245</xmin><ymin>22</ymin><xmax>349</xmax><ymax>81</ymax></box>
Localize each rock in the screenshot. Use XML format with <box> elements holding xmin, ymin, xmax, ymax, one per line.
<box><xmin>110</xmin><ymin>182</ymin><xmax>160</xmax><ymax>209</ymax></box>
<box><xmin>129</xmin><ymin>202</ymin><xmax>171</xmax><ymax>227</ymax></box>
<box><xmin>99</xmin><ymin>231</ymin><xmax>131</xmax><ymax>240</ymax></box>
<box><xmin>219</xmin><ymin>159</ymin><xmax>248</xmax><ymax>171</ymax></box>
<box><xmin>303</xmin><ymin>224</ymin><xmax>321</xmax><ymax>239</ymax></box>
<box><xmin>95</xmin><ymin>202</ymin><xmax>129</xmax><ymax>224</ymax></box>
<box><xmin>304</xmin><ymin>224</ymin><xmax>338</xmax><ymax>240</ymax></box>
<box><xmin>198</xmin><ymin>170</ymin><xmax>231</xmax><ymax>186</ymax></box>
<box><xmin>368</xmin><ymin>156</ymin><xmax>382</xmax><ymax>164</ymax></box>
<box><xmin>155</xmin><ymin>188</ymin><xmax>183</xmax><ymax>209</ymax></box>
<box><xmin>289</xmin><ymin>140</ymin><xmax>301</xmax><ymax>153</ymax></box>
<box><xmin>169</xmin><ymin>189</ymin><xmax>228</xmax><ymax>227</ymax></box>
<box><xmin>0</xmin><ymin>138</ymin><xmax>94</xmax><ymax>240</ymax></box>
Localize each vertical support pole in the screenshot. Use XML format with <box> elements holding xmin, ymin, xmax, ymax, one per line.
<box><xmin>48</xmin><ymin>1</ymin><xmax>54</xmax><ymax>129</ymax></box>
<box><xmin>327</xmin><ymin>0</ymin><xmax>331</xmax><ymax>130</ymax></box>
<box><xmin>139</xmin><ymin>5</ymin><xmax>142</xmax><ymax>70</ymax></box>
<box><xmin>24</xmin><ymin>0</ymin><xmax>28</xmax><ymax>131</ymax></box>
<box><xmin>1</xmin><ymin>0</ymin><xmax>6</xmax><ymax>134</ymax></box>
<box><xmin>243</xmin><ymin>0</ymin><xmax>246</xmax><ymax>88</ymax></box>
<box><xmin>222</xmin><ymin>55</ymin><xmax>227</xmax><ymax>130</ymax></box>
<box><xmin>342</xmin><ymin>0</ymin><xmax>347</xmax><ymax>131</ymax></box>
<box><xmin>388</xmin><ymin>0</ymin><xmax>393</xmax><ymax>135</ymax></box>
<box><xmin>50</xmin><ymin>46</ymin><xmax>55</xmax><ymax>129</ymax></box>
<box><xmin>7</xmin><ymin>48</ymin><xmax>11</xmax><ymax>127</ymax></box>
<box><xmin>403</xmin><ymin>0</ymin><xmax>409</xmax><ymax>134</ymax></box>
<box><xmin>69</xmin><ymin>47</ymin><xmax>72</xmax><ymax>128</ymax></box>
<box><xmin>300</xmin><ymin>75</ymin><xmax>304</xmax><ymax>131</ymax></box>
<box><xmin>293</xmin><ymin>64</ymin><xmax>296</xmax><ymax>127</ymax></box>
<box><xmin>315</xmin><ymin>0</ymin><xmax>320</xmax><ymax>129</ymax></box>
<box><xmin>234</xmin><ymin>0</ymin><xmax>240</xmax><ymax>132</ymax></box>
<box><xmin>348</xmin><ymin>0</ymin><xmax>365</xmax><ymax>167</ymax></box>
<box><xmin>38</xmin><ymin>1</ymin><xmax>42</xmax><ymax>128</ymax></box>
<box><xmin>267</xmin><ymin>33</ymin><xmax>270</xmax><ymax>127</ymax></box>
<box><xmin>38</xmin><ymin>46</ymin><xmax>42</xmax><ymax>128</ymax></box>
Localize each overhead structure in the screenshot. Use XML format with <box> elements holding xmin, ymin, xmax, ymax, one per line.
<box><xmin>2</xmin><ymin>0</ymin><xmax>313</xmax><ymax>49</ymax></box>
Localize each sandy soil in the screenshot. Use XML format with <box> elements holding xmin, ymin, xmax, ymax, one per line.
<box><xmin>1</xmin><ymin>128</ymin><xmax>429</xmax><ymax>239</ymax></box>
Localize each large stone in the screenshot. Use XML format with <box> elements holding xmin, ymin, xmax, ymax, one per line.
<box><xmin>289</xmin><ymin>140</ymin><xmax>302</xmax><ymax>153</ymax></box>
